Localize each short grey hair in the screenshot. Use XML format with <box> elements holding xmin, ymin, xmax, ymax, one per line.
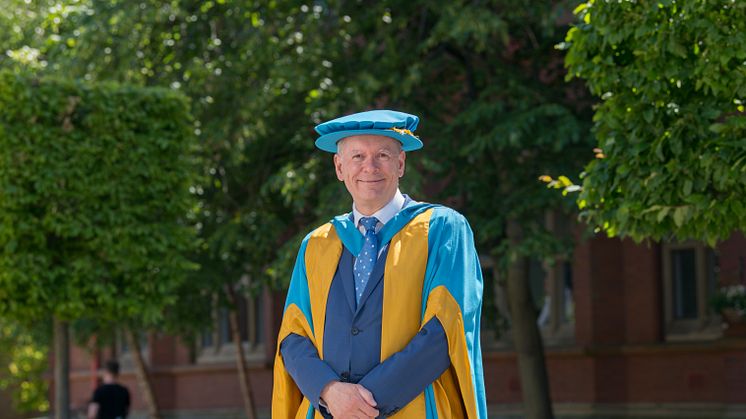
<box><xmin>335</xmin><ymin>136</ymin><xmax>403</xmax><ymax>155</ymax></box>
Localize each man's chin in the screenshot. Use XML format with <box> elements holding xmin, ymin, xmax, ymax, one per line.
<box><xmin>356</xmin><ymin>189</ymin><xmax>387</xmax><ymax>199</ymax></box>
<box><xmin>353</xmin><ymin>192</ymin><xmax>389</xmax><ymax>209</ymax></box>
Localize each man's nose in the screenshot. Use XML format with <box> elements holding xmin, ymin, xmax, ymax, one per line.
<box><xmin>362</xmin><ymin>156</ymin><xmax>379</xmax><ymax>171</ymax></box>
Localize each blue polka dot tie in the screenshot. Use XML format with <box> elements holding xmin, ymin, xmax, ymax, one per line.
<box><xmin>354</xmin><ymin>216</ymin><xmax>379</xmax><ymax>304</ymax></box>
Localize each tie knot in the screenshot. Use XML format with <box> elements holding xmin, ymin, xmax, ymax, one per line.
<box><xmin>359</xmin><ymin>217</ymin><xmax>379</xmax><ymax>233</ymax></box>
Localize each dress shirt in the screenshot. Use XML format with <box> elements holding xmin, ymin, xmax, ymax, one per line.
<box><xmin>352</xmin><ymin>189</ymin><xmax>405</xmax><ymax>257</ymax></box>
<box><xmin>352</xmin><ymin>189</ymin><xmax>405</xmax><ymax>234</ymax></box>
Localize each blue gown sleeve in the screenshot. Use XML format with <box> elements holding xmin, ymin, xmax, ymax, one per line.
<box><xmin>357</xmin><ymin>317</ymin><xmax>450</xmax><ymax>416</ymax></box>
<box><xmin>280</xmin><ymin>333</ymin><xmax>340</xmax><ymax>411</ymax></box>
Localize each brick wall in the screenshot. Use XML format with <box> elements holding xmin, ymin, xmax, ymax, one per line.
<box><xmin>53</xmin><ymin>231</ymin><xmax>746</xmax><ymax>416</ymax></box>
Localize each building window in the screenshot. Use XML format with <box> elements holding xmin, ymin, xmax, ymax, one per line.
<box><xmin>115</xmin><ymin>330</ymin><xmax>149</xmax><ymax>370</ymax></box>
<box><xmin>480</xmin><ymin>256</ymin><xmax>512</xmax><ymax>348</ymax></box>
<box><xmin>662</xmin><ymin>241</ymin><xmax>720</xmax><ymax>340</ymax></box>
<box><xmin>537</xmin><ymin>209</ymin><xmax>576</xmax><ymax>345</ymax></box>
<box><xmin>535</xmin><ymin>259</ymin><xmax>575</xmax><ymax>345</ymax></box>
<box><xmin>479</xmin><ymin>253</ymin><xmax>575</xmax><ymax>349</ymax></box>
<box><xmin>198</xmin><ymin>290</ymin><xmax>265</xmax><ymax>363</ymax></box>
<box><xmin>672</xmin><ymin>248</ymin><xmax>698</xmax><ymax>319</ymax></box>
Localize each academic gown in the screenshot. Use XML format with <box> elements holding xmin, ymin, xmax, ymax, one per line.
<box><xmin>272</xmin><ymin>202</ymin><xmax>487</xmax><ymax>418</ymax></box>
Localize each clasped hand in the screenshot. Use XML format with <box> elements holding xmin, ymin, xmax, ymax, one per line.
<box><xmin>320</xmin><ymin>381</ymin><xmax>379</xmax><ymax>418</ymax></box>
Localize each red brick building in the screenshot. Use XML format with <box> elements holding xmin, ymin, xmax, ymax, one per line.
<box><xmin>56</xmin><ymin>231</ymin><xmax>746</xmax><ymax>418</ymax></box>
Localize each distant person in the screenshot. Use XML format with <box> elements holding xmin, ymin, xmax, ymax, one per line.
<box><xmin>88</xmin><ymin>360</ymin><xmax>130</xmax><ymax>419</ymax></box>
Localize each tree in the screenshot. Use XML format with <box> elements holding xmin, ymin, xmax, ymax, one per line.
<box><xmin>0</xmin><ymin>319</ymin><xmax>49</xmax><ymax>415</ymax></box>
<box><xmin>408</xmin><ymin>4</ymin><xmax>593</xmax><ymax>418</ymax></box>
<box><xmin>1</xmin><ymin>3</ymin><xmax>353</xmax><ymax>415</ymax></box>
<box><xmin>264</xmin><ymin>3</ymin><xmax>594</xmax><ymax>418</ymax></box>
<box><xmin>3</xmin><ymin>2</ymin><xmax>595</xmax><ymax>418</ymax></box>
<box><xmin>0</xmin><ymin>72</ymin><xmax>199</xmax><ymax>418</ymax></box>
<box><xmin>562</xmin><ymin>0</ymin><xmax>746</xmax><ymax>245</ymax></box>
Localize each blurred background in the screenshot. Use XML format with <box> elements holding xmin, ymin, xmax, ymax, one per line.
<box><xmin>0</xmin><ymin>1</ymin><xmax>744</xmax><ymax>418</ymax></box>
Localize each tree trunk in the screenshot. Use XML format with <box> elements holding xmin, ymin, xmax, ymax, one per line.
<box><xmin>225</xmin><ymin>285</ymin><xmax>257</xmax><ymax>419</ymax></box>
<box><xmin>125</xmin><ymin>329</ymin><xmax>162</xmax><ymax>419</ymax></box>
<box><xmin>54</xmin><ymin>317</ymin><xmax>69</xmax><ymax>419</ymax></box>
<box><xmin>90</xmin><ymin>335</ymin><xmax>101</xmax><ymax>391</ymax></box>
<box><xmin>505</xmin><ymin>219</ymin><xmax>554</xmax><ymax>419</ymax></box>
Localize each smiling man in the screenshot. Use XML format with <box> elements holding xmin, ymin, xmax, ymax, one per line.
<box><xmin>272</xmin><ymin>110</ymin><xmax>487</xmax><ymax>418</ymax></box>
<box><xmin>334</xmin><ymin>134</ymin><xmax>405</xmax><ymax>216</ymax></box>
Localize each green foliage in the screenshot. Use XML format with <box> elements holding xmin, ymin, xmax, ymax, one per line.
<box><xmin>710</xmin><ymin>285</ymin><xmax>746</xmax><ymax>319</ymax></box>
<box><xmin>0</xmin><ymin>320</ymin><xmax>49</xmax><ymax>413</ymax></box>
<box><xmin>0</xmin><ymin>1</ymin><xmax>51</xmax><ymax>72</ymax></box>
<box><xmin>25</xmin><ymin>0</ymin><xmax>359</xmax><ymax>294</ymax></box>
<box><xmin>563</xmin><ymin>0</ymin><xmax>746</xmax><ymax>244</ymax></box>
<box><xmin>366</xmin><ymin>1</ymin><xmax>595</xmax><ymax>266</ymax></box>
<box><xmin>0</xmin><ymin>72</ymin><xmax>199</xmax><ymax>325</ymax></box>
<box><xmin>2</xmin><ymin>2</ymin><xmax>593</xmax><ymax>342</ymax></box>
<box><xmin>254</xmin><ymin>0</ymin><xmax>593</xmax><ymax>284</ymax></box>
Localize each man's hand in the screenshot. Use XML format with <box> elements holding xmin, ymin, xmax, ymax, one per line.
<box><xmin>320</xmin><ymin>381</ymin><xmax>379</xmax><ymax>418</ymax></box>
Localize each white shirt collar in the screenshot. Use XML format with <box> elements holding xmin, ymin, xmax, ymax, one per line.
<box><xmin>352</xmin><ymin>189</ymin><xmax>405</xmax><ymax>232</ymax></box>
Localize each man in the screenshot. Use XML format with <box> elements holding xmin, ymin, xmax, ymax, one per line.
<box><xmin>273</xmin><ymin>110</ymin><xmax>486</xmax><ymax>418</ymax></box>
<box><xmin>87</xmin><ymin>360</ymin><xmax>131</xmax><ymax>419</ymax></box>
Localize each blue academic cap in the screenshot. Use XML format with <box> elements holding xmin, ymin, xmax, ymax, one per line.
<box><xmin>314</xmin><ymin>109</ymin><xmax>423</xmax><ymax>153</ymax></box>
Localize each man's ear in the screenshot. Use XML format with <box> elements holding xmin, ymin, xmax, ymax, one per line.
<box><xmin>334</xmin><ymin>153</ymin><xmax>344</xmax><ymax>181</ymax></box>
<box><xmin>398</xmin><ymin>151</ymin><xmax>406</xmax><ymax>178</ymax></box>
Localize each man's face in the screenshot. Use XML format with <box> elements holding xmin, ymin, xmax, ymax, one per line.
<box><xmin>334</xmin><ymin>135</ymin><xmax>406</xmax><ymax>214</ymax></box>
